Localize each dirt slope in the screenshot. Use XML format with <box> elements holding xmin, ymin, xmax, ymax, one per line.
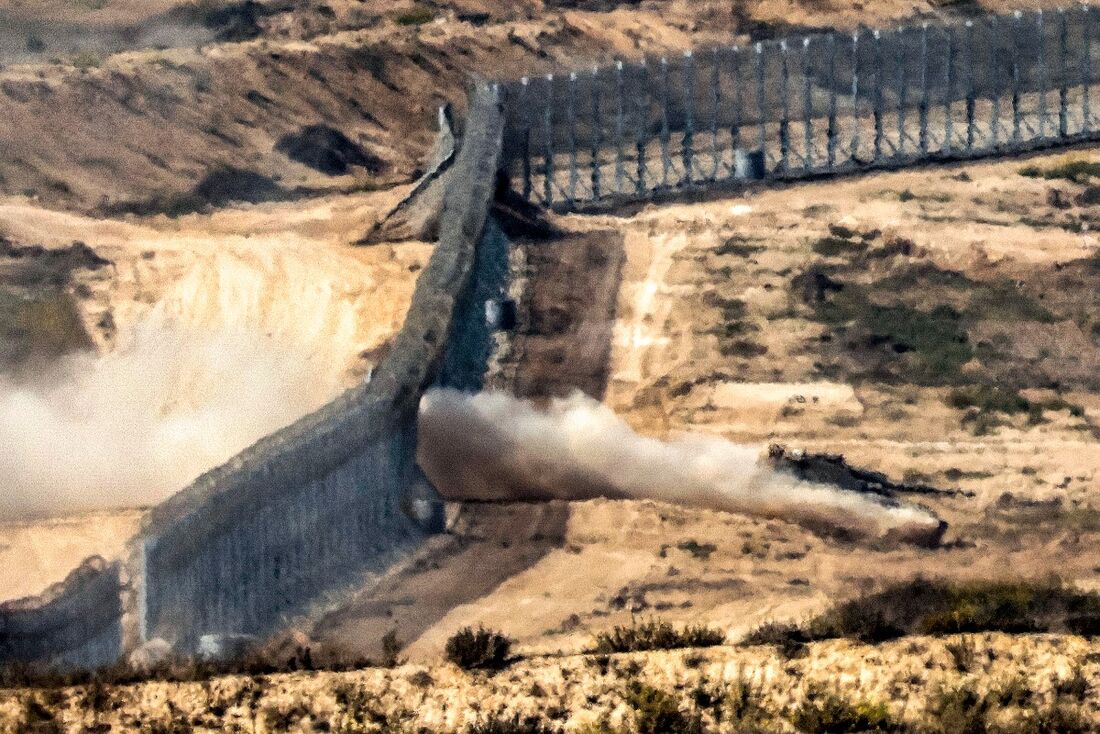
<box><xmin>0</xmin><ymin>0</ymin><xmax>1063</xmax><ymax>213</ymax></box>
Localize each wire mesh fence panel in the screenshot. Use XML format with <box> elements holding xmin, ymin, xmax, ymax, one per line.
<box><xmin>500</xmin><ymin>4</ymin><xmax>1100</xmax><ymax>210</ymax></box>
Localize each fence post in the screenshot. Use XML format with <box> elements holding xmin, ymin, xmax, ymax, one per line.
<box><xmin>590</xmin><ymin>66</ymin><xmax>601</xmax><ymax>201</ymax></box>
<box><xmin>756</xmin><ymin>42</ymin><xmax>767</xmax><ymax>166</ymax></box>
<box><xmin>1083</xmin><ymin>3</ymin><xmax>1093</xmax><ymax>133</ymax></box>
<box><xmin>614</xmin><ymin>61</ymin><xmax>625</xmax><ymax>195</ymax></box>
<box><xmin>567</xmin><ymin>71</ymin><xmax>578</xmax><ymax>207</ymax></box>
<box><xmin>520</xmin><ymin>77</ymin><xmax>532</xmax><ymax>201</ymax></box>
<box><xmin>780</xmin><ymin>40</ymin><xmax>791</xmax><ymax>171</ymax></box>
<box><xmin>683</xmin><ymin>50</ymin><xmax>696</xmax><ymax>185</ymax></box>
<box><xmin>543</xmin><ymin>73</ymin><xmax>554</xmax><ymax>207</ymax></box>
<box><xmin>660</xmin><ymin>56</ymin><xmax>671</xmax><ymax>188</ymax></box>
<box><xmin>896</xmin><ymin>28</ymin><xmax>908</xmax><ymax>156</ymax></box>
<box><xmin>1038</xmin><ymin>9</ymin><xmax>1048</xmax><ymax>138</ymax></box>
<box><xmin>1059</xmin><ymin>7</ymin><xmax>1070</xmax><ymax>137</ymax></box>
<box><xmin>945</xmin><ymin>24</ymin><xmax>956</xmax><ymax>153</ymax></box>
<box><xmin>827</xmin><ymin>32</ymin><xmax>839</xmax><ymax>169</ymax></box>
<box><xmin>965</xmin><ymin>20</ymin><xmax>976</xmax><ymax>151</ymax></box>
<box><xmin>919</xmin><ymin>22</ymin><xmax>930</xmax><ymax>153</ymax></box>
<box><xmin>711</xmin><ymin>48</ymin><xmax>721</xmax><ymax>180</ymax></box>
<box><xmin>731</xmin><ymin>45</ymin><xmax>744</xmax><ymax>174</ymax></box>
<box><xmin>873</xmin><ymin>29</ymin><xmax>884</xmax><ymax>161</ymax></box>
<box><xmin>851</xmin><ymin>30</ymin><xmax>861</xmax><ymax>162</ymax></box>
<box><xmin>635</xmin><ymin>60</ymin><xmax>648</xmax><ymax>196</ymax></box>
<box><xmin>1013</xmin><ymin>11</ymin><xmax>1023</xmax><ymax>143</ymax></box>
<box><xmin>990</xmin><ymin>17</ymin><xmax>1001</xmax><ymax>146</ymax></box>
<box><xmin>803</xmin><ymin>36</ymin><xmax>814</xmax><ymax>172</ymax></box>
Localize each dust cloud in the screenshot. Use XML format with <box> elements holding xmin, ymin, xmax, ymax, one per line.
<box><xmin>0</xmin><ymin>317</ymin><xmax>341</xmax><ymax>520</ymax></box>
<box><xmin>417</xmin><ymin>389</ymin><xmax>944</xmax><ymax>544</ymax></box>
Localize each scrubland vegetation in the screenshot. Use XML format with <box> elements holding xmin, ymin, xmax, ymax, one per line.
<box><xmin>7</xmin><ymin>580</ymin><xmax>1100</xmax><ymax>733</ymax></box>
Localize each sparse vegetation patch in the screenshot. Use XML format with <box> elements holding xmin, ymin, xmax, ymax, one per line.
<box><xmin>743</xmin><ymin>577</ymin><xmax>1100</xmax><ymax>646</ymax></box>
<box><xmin>593</xmin><ymin>618</ymin><xmax>725</xmax><ymax>654</ymax></box>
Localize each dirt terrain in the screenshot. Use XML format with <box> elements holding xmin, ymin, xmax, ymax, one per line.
<box><xmin>4</xmin><ymin>0</ymin><xmax>1100</xmax><ymax>730</ymax></box>
<box><xmin>0</xmin><ymin>0</ymin><xmax>1068</xmax><ymax>213</ymax></box>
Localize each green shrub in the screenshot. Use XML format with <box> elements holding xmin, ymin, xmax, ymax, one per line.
<box><xmin>944</xmin><ymin>635</ymin><xmax>978</xmax><ymax>673</ymax></box>
<box><xmin>740</xmin><ymin>621</ymin><xmax>812</xmax><ymax>658</ymax></box>
<box><xmin>1019</xmin><ymin>158</ymin><xmax>1100</xmax><ymax>183</ymax></box>
<box><xmin>812</xmin><ymin>235</ymin><xmax>867</xmax><ymax>258</ymax></box>
<box><xmin>1020</xmin><ymin>701</ymin><xmax>1090</xmax><ymax>734</ymax></box>
<box><xmin>394</xmin><ymin>5</ymin><xmax>434</xmax><ymax>25</ymax></box>
<box><xmin>676</xmin><ymin>539</ymin><xmax>718</xmax><ymax>560</ymax></box>
<box><xmin>744</xmin><ymin>578</ymin><xmax>1100</xmax><ymax>645</ymax></box>
<box><xmin>70</xmin><ymin>50</ymin><xmax>102</xmax><ymax>69</ymax></box>
<box><xmin>946</xmin><ymin>385</ymin><xmax>1031</xmax><ymax>414</ymax></box>
<box><xmin>464</xmin><ymin>714</ymin><xmax>560</xmax><ymax>734</ymax></box>
<box><xmin>445</xmin><ymin>626</ymin><xmax>512</xmax><ymax>671</ymax></box>
<box><xmin>593</xmin><ymin>619</ymin><xmax>725</xmax><ymax>654</ymax></box>
<box><xmin>790</xmin><ymin>686</ymin><xmax>900</xmax><ymax>733</ymax></box>
<box><xmin>18</xmin><ymin>696</ymin><xmax>63</xmax><ymax>734</ymax></box>
<box><xmin>380</xmin><ymin>629</ymin><xmax>403</xmax><ymax>668</ymax></box>
<box><xmin>625</xmin><ymin>683</ymin><xmax>704</xmax><ymax>734</ymax></box>
<box><xmin>923</xmin><ymin>683</ymin><xmax>994</xmax><ymax>734</ymax></box>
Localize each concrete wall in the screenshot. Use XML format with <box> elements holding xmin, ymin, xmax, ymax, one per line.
<box><xmin>0</xmin><ymin>557</ymin><xmax>122</xmax><ymax>669</ymax></box>
<box><xmin>0</xmin><ymin>83</ymin><xmax>506</xmax><ymax>668</ymax></box>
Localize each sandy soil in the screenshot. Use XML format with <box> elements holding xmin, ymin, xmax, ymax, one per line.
<box><xmin>0</xmin><ymin>510</ymin><xmax>143</xmax><ymax>602</ymax></box>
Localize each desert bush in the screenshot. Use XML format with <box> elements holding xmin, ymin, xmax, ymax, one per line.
<box><xmin>1019</xmin><ymin>158</ymin><xmax>1100</xmax><ymax>183</ymax></box>
<box><xmin>1055</xmin><ymin>666</ymin><xmax>1090</xmax><ymax>702</ymax></box>
<box><xmin>676</xmin><ymin>539</ymin><xmax>718</xmax><ymax>560</ymax></box>
<box><xmin>394</xmin><ymin>4</ymin><xmax>434</xmax><ymax>24</ymax></box>
<box><xmin>923</xmin><ymin>683</ymin><xmax>993</xmax><ymax>734</ymax></box>
<box><xmin>445</xmin><ymin>626</ymin><xmax>512</xmax><ymax>671</ymax></box>
<box><xmin>812</xmin><ymin>235</ymin><xmax>867</xmax><ymax>258</ymax></box>
<box><xmin>262</xmin><ymin>697</ymin><xmax>312</xmax><ymax>731</ymax></box>
<box><xmin>17</xmin><ymin>695</ymin><xmax>63</xmax><ymax>734</ymax></box>
<box><xmin>944</xmin><ymin>635</ymin><xmax>978</xmax><ymax>673</ymax></box>
<box><xmin>946</xmin><ymin>385</ymin><xmax>1032</xmax><ymax>415</ymax></box>
<box><xmin>742</xmin><ymin>578</ymin><xmax>1100</xmax><ymax>651</ymax></box>
<box><xmin>593</xmin><ymin>618</ymin><xmax>725</xmax><ymax>654</ymax></box>
<box><xmin>1018</xmin><ymin>701</ymin><xmax>1090</xmax><ymax>734</ymax></box>
<box><xmin>464</xmin><ymin>713</ymin><xmax>561</xmax><ymax>734</ymax></box>
<box><xmin>739</xmin><ymin>621</ymin><xmax>812</xmax><ymax>658</ymax></box>
<box><xmin>380</xmin><ymin>629</ymin><xmax>404</xmax><ymax>668</ymax></box>
<box><xmin>790</xmin><ymin>686</ymin><xmax>900</xmax><ymax>734</ymax></box>
<box><xmin>624</xmin><ymin>682</ymin><xmax>705</xmax><ymax>734</ymax></box>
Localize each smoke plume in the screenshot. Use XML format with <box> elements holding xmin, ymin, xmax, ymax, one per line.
<box><xmin>417</xmin><ymin>389</ymin><xmax>944</xmax><ymax>544</ymax></box>
<box><xmin>0</xmin><ymin>319</ymin><xmax>341</xmax><ymax>520</ymax></box>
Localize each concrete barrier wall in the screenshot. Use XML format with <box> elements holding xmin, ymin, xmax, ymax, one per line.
<box><xmin>0</xmin><ymin>557</ymin><xmax>122</xmax><ymax>670</ymax></box>
<box><xmin>0</xmin><ymin>83</ymin><xmax>506</xmax><ymax>668</ymax></box>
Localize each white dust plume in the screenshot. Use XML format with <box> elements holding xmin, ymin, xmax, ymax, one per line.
<box><xmin>417</xmin><ymin>389</ymin><xmax>944</xmax><ymax>544</ymax></box>
<box><xmin>0</xmin><ymin>319</ymin><xmax>341</xmax><ymax>519</ymax></box>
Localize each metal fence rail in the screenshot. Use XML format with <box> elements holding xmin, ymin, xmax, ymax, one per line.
<box><xmin>499</xmin><ymin>5</ymin><xmax>1100</xmax><ymax>210</ymax></box>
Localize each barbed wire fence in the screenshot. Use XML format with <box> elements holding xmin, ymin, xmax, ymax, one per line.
<box><xmin>498</xmin><ymin>5</ymin><xmax>1100</xmax><ymax>211</ymax></box>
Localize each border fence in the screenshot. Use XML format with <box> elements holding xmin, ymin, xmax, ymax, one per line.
<box><xmin>499</xmin><ymin>5</ymin><xmax>1100</xmax><ymax>210</ymax></box>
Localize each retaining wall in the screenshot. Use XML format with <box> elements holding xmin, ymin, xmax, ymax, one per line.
<box><xmin>0</xmin><ymin>83</ymin><xmax>506</xmax><ymax>668</ymax></box>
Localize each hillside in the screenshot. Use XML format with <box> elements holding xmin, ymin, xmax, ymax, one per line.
<box><xmin>2</xmin><ymin>0</ymin><xmax>1100</xmax><ymax>730</ymax></box>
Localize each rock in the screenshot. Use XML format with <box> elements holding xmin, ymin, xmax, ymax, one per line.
<box><xmin>198</xmin><ymin>633</ymin><xmax>258</xmax><ymax>661</ymax></box>
<box><xmin>128</xmin><ymin>638</ymin><xmax>173</xmax><ymax>672</ymax></box>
